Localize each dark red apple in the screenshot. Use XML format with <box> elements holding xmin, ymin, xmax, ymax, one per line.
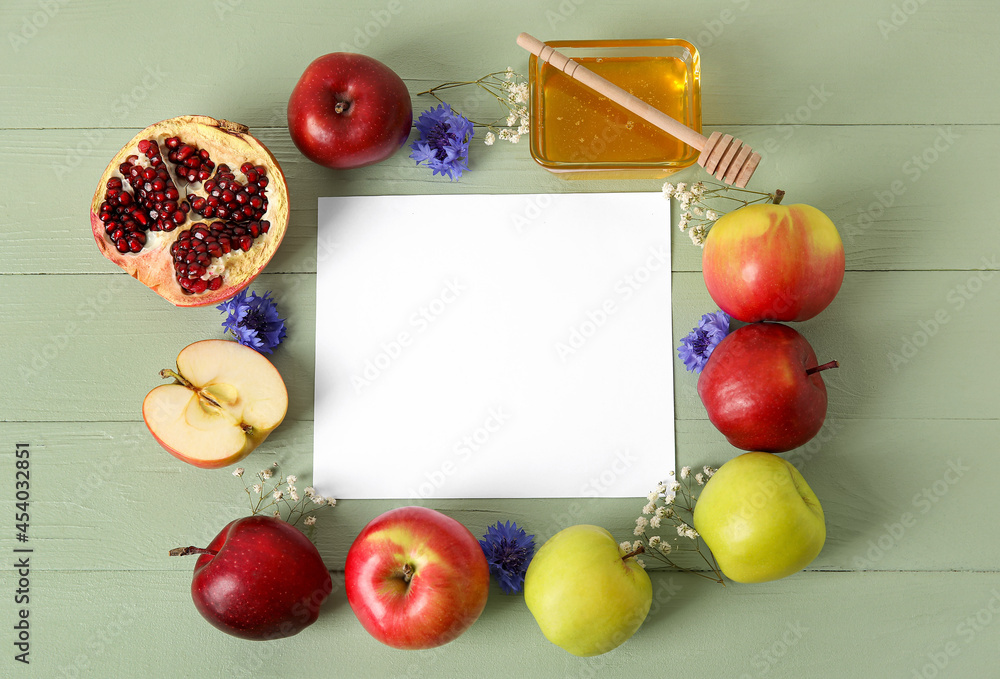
<box><xmin>287</xmin><ymin>53</ymin><xmax>412</xmax><ymax>169</ymax></box>
<box><xmin>171</xmin><ymin>515</ymin><xmax>332</xmax><ymax>640</ymax></box>
<box><xmin>697</xmin><ymin>322</ymin><xmax>838</xmax><ymax>453</ymax></box>
<box><xmin>345</xmin><ymin>506</ymin><xmax>490</xmax><ymax>650</ymax></box>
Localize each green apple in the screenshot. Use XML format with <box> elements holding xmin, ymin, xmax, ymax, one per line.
<box><xmin>693</xmin><ymin>452</ymin><xmax>825</xmax><ymax>583</ymax></box>
<box><xmin>524</xmin><ymin>525</ymin><xmax>652</xmax><ymax>657</ymax></box>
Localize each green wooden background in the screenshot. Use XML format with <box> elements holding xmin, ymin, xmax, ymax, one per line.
<box><xmin>2</xmin><ymin>0</ymin><xmax>998</xmax><ymax>676</ymax></box>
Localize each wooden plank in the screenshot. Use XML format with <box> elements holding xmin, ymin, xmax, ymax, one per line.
<box><xmin>0</xmin><ymin>123</ymin><xmax>991</xmax><ymax>276</ymax></box>
<box><xmin>2</xmin><ymin>1</ymin><xmax>999</xmax><ymax>128</ymax></box>
<box><xmin>2</xmin><ymin>269</ymin><xmax>998</xmax><ymax>422</ymax></box>
<box><xmin>12</xmin><ymin>570</ymin><xmax>1000</xmax><ymax>678</ymax></box>
<box><xmin>2</xmin><ymin>417</ymin><xmax>996</xmax><ymax>573</ymax></box>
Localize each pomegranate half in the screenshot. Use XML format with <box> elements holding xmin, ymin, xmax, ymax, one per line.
<box><xmin>90</xmin><ymin>115</ymin><xmax>289</xmax><ymax>307</ymax></box>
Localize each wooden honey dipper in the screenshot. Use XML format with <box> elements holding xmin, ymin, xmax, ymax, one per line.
<box><xmin>516</xmin><ymin>32</ymin><xmax>761</xmax><ymax>187</ymax></box>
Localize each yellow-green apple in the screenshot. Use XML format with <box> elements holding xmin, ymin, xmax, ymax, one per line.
<box><xmin>524</xmin><ymin>525</ymin><xmax>652</xmax><ymax>657</ymax></box>
<box><xmin>287</xmin><ymin>53</ymin><xmax>412</xmax><ymax>169</ymax></box>
<box><xmin>143</xmin><ymin>340</ymin><xmax>288</xmax><ymax>468</ymax></box>
<box><xmin>344</xmin><ymin>506</ymin><xmax>489</xmax><ymax>650</ymax></box>
<box><xmin>171</xmin><ymin>515</ymin><xmax>332</xmax><ymax>640</ymax></box>
<box><xmin>693</xmin><ymin>452</ymin><xmax>826</xmax><ymax>583</ymax></box>
<box><xmin>698</xmin><ymin>322</ymin><xmax>838</xmax><ymax>452</ymax></box>
<box><xmin>702</xmin><ymin>203</ymin><xmax>845</xmax><ymax>322</ymax></box>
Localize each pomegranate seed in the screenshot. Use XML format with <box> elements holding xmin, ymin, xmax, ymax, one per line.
<box><xmin>208</xmin><ymin>277</ymin><xmax>224</xmax><ymax>291</ymax></box>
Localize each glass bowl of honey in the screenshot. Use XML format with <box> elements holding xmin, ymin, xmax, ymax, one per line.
<box><xmin>528</xmin><ymin>38</ymin><xmax>701</xmax><ymax>179</ymax></box>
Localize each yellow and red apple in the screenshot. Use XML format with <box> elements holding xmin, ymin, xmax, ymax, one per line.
<box><xmin>143</xmin><ymin>339</ymin><xmax>288</xmax><ymax>468</ymax></box>
<box><xmin>344</xmin><ymin>506</ymin><xmax>490</xmax><ymax>650</ymax></box>
<box><xmin>702</xmin><ymin>204</ymin><xmax>845</xmax><ymax>322</ymax></box>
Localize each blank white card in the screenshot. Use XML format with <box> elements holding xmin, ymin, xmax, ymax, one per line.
<box><xmin>313</xmin><ymin>193</ymin><xmax>673</xmax><ymax>499</ymax></box>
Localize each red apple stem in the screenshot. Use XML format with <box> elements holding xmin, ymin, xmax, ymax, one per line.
<box><xmin>771</xmin><ymin>189</ymin><xmax>786</xmax><ymax>205</ymax></box>
<box><xmin>621</xmin><ymin>544</ymin><xmax>645</xmax><ymax>561</ymax></box>
<box><xmin>402</xmin><ymin>563</ymin><xmax>414</xmax><ymax>583</ymax></box>
<box><xmin>806</xmin><ymin>360</ymin><xmax>839</xmax><ymax>376</ymax></box>
<box><xmin>169</xmin><ymin>546</ymin><xmax>219</xmax><ymax>557</ymax></box>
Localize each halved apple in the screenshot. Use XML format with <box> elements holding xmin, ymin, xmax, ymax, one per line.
<box><xmin>143</xmin><ymin>340</ymin><xmax>288</xmax><ymax>468</ymax></box>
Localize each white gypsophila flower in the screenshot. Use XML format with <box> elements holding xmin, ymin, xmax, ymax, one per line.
<box><xmin>632</xmin><ymin>540</ymin><xmax>643</xmax><ymax>552</ymax></box>
<box><xmin>305</xmin><ymin>486</ymin><xmax>315</xmax><ymax>497</ymax></box>
<box><xmin>706</xmin><ymin>210</ymin><xmax>719</xmax><ymax>221</ymax></box>
<box><xmin>620</xmin><ymin>541</ymin><xmax>632</xmax><ymax>552</ymax></box>
<box><xmin>704</xmin><ymin>466</ymin><xmax>716</xmax><ymax>477</ymax></box>
<box><xmin>261</xmin><ymin>469</ymin><xmax>272</xmax><ymax>480</ymax></box>
<box><xmin>498</xmin><ymin>128</ymin><xmax>513</xmax><ymax>141</ymax></box>
<box><xmin>680</xmin><ymin>466</ymin><xmax>691</xmax><ymax>479</ymax></box>
<box><xmin>692</xmin><ymin>206</ymin><xmax>704</xmax><ymax>217</ymax></box>
<box><xmin>510</xmin><ymin>134</ymin><xmax>521</xmax><ymax>144</ymax></box>
<box><xmin>326</xmin><ymin>498</ymin><xmax>337</xmax><ymax>507</ymax></box>
<box><xmin>233</xmin><ymin>467</ymin><xmax>244</xmax><ymax>478</ymax></box>
<box><xmin>635</xmin><ymin>558</ymin><xmax>646</xmax><ymax>569</ymax></box>
<box><xmin>286</xmin><ymin>475</ymin><xmax>297</xmax><ymax>484</ymax></box>
<box><xmin>663</xmin><ymin>507</ymin><xmax>675</xmax><ymax>519</ymax></box>
<box><xmin>289</xmin><ymin>489</ymin><xmax>300</xmax><ymax>501</ymax></box>
<box><xmin>649</xmin><ymin>535</ymin><xmax>661</xmax><ymax>546</ymax></box>
<box><xmin>656</xmin><ymin>482</ymin><xmax>667</xmax><ymax>494</ymax></box>
<box><xmin>633</xmin><ymin>524</ymin><xmax>645</xmax><ymax>536</ymax></box>
<box><xmin>677</xmin><ymin>523</ymin><xmax>691</xmax><ymax>537</ymax></box>
<box><xmin>670</xmin><ymin>481</ymin><xmax>681</xmax><ymax>492</ymax></box>
<box><xmin>696</xmin><ymin>472</ymin><xmax>706</xmax><ymax>485</ymax></box>
<box><xmin>304</xmin><ymin>516</ymin><xmax>317</xmax><ymax>526</ymax></box>
<box><xmin>252</xmin><ymin>484</ymin><xmax>262</xmax><ymax>493</ymax></box>
<box><xmin>273</xmin><ymin>510</ymin><xmax>280</xmax><ymax>517</ymax></box>
<box><xmin>642</xmin><ymin>502</ymin><xmax>656</xmax><ymax>515</ymax></box>
<box><xmin>691</xmin><ymin>182</ymin><xmax>705</xmax><ymax>196</ymax></box>
<box><xmin>517</xmin><ymin>123</ymin><xmax>530</xmax><ymax>136</ymax></box>
<box><xmin>636</xmin><ymin>516</ymin><xmax>649</xmax><ymax>528</ymax></box>
<box><xmin>662</xmin><ymin>182</ymin><xmax>675</xmax><ymax>198</ymax></box>
<box><xmin>506</xmin><ymin>113</ymin><xmax>517</xmax><ymax>126</ymax></box>
<box><xmin>272</xmin><ymin>461</ymin><xmax>279</xmax><ymax>467</ymax></box>
<box><xmin>650</xmin><ymin>516</ymin><xmax>661</xmax><ymax>529</ymax></box>
<box><xmin>659</xmin><ymin>542</ymin><xmax>672</xmax><ymax>555</ymax></box>
<box><xmin>516</xmin><ymin>107</ymin><xmax>528</xmax><ymax>118</ymax></box>
<box><xmin>311</xmin><ymin>496</ymin><xmax>324</xmax><ymax>505</ymax></box>
<box><xmin>505</xmin><ymin>66</ymin><xmax>514</xmax><ymax>80</ymax></box>
<box><xmin>685</xmin><ymin>528</ymin><xmax>699</xmax><ymax>540</ymax></box>
<box><xmin>655</xmin><ymin>506</ymin><xmax>668</xmax><ymax>518</ymax></box>
<box><xmin>273</xmin><ymin>490</ymin><xmax>283</xmax><ymax>501</ymax></box>
<box><xmin>675</xmin><ymin>182</ymin><xmax>687</xmax><ymax>193</ymax></box>
<box><xmin>647</xmin><ymin>490</ymin><xmax>660</xmax><ymax>502</ymax></box>
<box><xmin>484</xmin><ymin>132</ymin><xmax>495</xmax><ymax>146</ymax></box>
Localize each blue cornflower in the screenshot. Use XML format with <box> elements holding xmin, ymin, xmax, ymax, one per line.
<box><xmin>479</xmin><ymin>520</ymin><xmax>535</xmax><ymax>594</ymax></box>
<box><xmin>409</xmin><ymin>103</ymin><xmax>474</xmax><ymax>181</ymax></box>
<box><xmin>677</xmin><ymin>310</ymin><xmax>731</xmax><ymax>373</ymax></box>
<box><xmin>217</xmin><ymin>289</ymin><xmax>287</xmax><ymax>354</ymax></box>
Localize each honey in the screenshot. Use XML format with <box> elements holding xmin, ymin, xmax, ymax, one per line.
<box><xmin>528</xmin><ymin>39</ymin><xmax>701</xmax><ymax>178</ymax></box>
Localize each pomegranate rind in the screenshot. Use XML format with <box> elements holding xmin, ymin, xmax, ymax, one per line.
<box><xmin>90</xmin><ymin>115</ymin><xmax>289</xmax><ymax>307</ymax></box>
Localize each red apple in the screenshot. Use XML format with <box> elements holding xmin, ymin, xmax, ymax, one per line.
<box><xmin>345</xmin><ymin>506</ymin><xmax>490</xmax><ymax>650</ymax></box>
<box><xmin>287</xmin><ymin>53</ymin><xmax>412</xmax><ymax>169</ymax></box>
<box><xmin>697</xmin><ymin>322</ymin><xmax>838</xmax><ymax>452</ymax></box>
<box><xmin>702</xmin><ymin>203</ymin><xmax>845</xmax><ymax>322</ymax></box>
<box><xmin>171</xmin><ymin>516</ymin><xmax>332</xmax><ymax>640</ymax></box>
